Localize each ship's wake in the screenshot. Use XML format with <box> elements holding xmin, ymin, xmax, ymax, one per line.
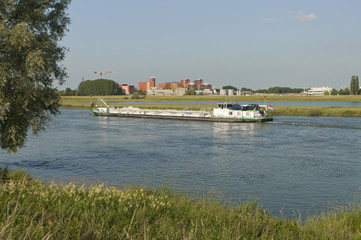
<box><xmin>268</xmin><ymin>121</ymin><xmax>361</xmax><ymax>130</ymax></box>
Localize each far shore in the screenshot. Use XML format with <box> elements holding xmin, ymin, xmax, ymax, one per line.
<box><xmin>60</xmin><ymin>95</ymin><xmax>361</xmax><ymax>117</ymax></box>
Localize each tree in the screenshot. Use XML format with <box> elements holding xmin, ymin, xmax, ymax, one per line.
<box><xmin>241</xmin><ymin>87</ymin><xmax>253</xmax><ymax>92</ymax></box>
<box><xmin>222</xmin><ymin>85</ymin><xmax>238</xmax><ymax>91</ymax></box>
<box><xmin>267</xmin><ymin>86</ymin><xmax>303</xmax><ymax>94</ymax></box>
<box><xmin>255</xmin><ymin>89</ymin><xmax>268</xmax><ymax>93</ymax></box>
<box><xmin>63</xmin><ymin>87</ymin><xmax>77</xmax><ymax>96</ymax></box>
<box><xmin>330</xmin><ymin>89</ymin><xmax>338</xmax><ymax>95</ymax></box>
<box><xmin>0</xmin><ymin>0</ymin><xmax>71</xmax><ymax>153</ymax></box>
<box><xmin>339</xmin><ymin>88</ymin><xmax>351</xmax><ymax>95</ymax></box>
<box><xmin>77</xmin><ymin>79</ymin><xmax>123</xmax><ymax>96</ymax></box>
<box><xmin>185</xmin><ymin>89</ymin><xmax>196</xmax><ymax>95</ymax></box>
<box><xmin>350</xmin><ymin>75</ymin><xmax>359</xmax><ymax>95</ymax></box>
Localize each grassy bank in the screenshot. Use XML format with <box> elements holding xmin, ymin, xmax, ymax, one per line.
<box><xmin>270</xmin><ymin>106</ymin><xmax>361</xmax><ymax>117</ymax></box>
<box><xmin>1</xmin><ymin>168</ymin><xmax>361</xmax><ymax>239</ymax></box>
<box><xmin>61</xmin><ymin>95</ymin><xmax>361</xmax><ymax>114</ymax></box>
<box><xmin>61</xmin><ymin>95</ymin><xmax>361</xmax><ymax>104</ymax></box>
<box><xmin>60</xmin><ymin>96</ymin><xmax>361</xmax><ymax>117</ymax></box>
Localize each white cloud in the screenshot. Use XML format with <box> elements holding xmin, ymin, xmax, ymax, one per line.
<box><xmin>293</xmin><ymin>11</ymin><xmax>317</xmax><ymax>22</ymax></box>
<box><xmin>264</xmin><ymin>18</ymin><xmax>278</xmax><ymax>23</ymax></box>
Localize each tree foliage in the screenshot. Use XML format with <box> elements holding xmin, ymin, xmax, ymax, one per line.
<box><xmin>222</xmin><ymin>85</ymin><xmax>238</xmax><ymax>91</ymax></box>
<box><xmin>350</xmin><ymin>75</ymin><xmax>359</xmax><ymax>95</ymax></box>
<box><xmin>63</xmin><ymin>87</ymin><xmax>77</xmax><ymax>96</ymax></box>
<box><xmin>338</xmin><ymin>87</ymin><xmax>351</xmax><ymax>95</ymax></box>
<box><xmin>0</xmin><ymin>0</ymin><xmax>71</xmax><ymax>153</ymax></box>
<box><xmin>185</xmin><ymin>89</ymin><xmax>196</xmax><ymax>95</ymax></box>
<box><xmin>267</xmin><ymin>87</ymin><xmax>304</xmax><ymax>94</ymax></box>
<box><xmin>77</xmin><ymin>79</ymin><xmax>123</xmax><ymax>96</ymax></box>
<box><xmin>330</xmin><ymin>89</ymin><xmax>338</xmax><ymax>95</ymax></box>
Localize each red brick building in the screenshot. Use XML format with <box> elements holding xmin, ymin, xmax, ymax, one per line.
<box><xmin>158</xmin><ymin>78</ymin><xmax>212</xmax><ymax>90</ymax></box>
<box><xmin>119</xmin><ymin>84</ymin><xmax>134</xmax><ymax>95</ymax></box>
<box><xmin>138</xmin><ymin>77</ymin><xmax>156</xmax><ymax>92</ymax></box>
<box><xmin>158</xmin><ymin>82</ymin><xmax>179</xmax><ymax>90</ymax></box>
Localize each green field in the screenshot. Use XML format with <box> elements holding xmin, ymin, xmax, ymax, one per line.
<box><xmin>60</xmin><ymin>95</ymin><xmax>361</xmax><ymax>117</ymax></box>
<box><xmin>61</xmin><ymin>94</ymin><xmax>361</xmax><ymax>104</ymax></box>
<box><xmin>1</xmin><ymin>168</ymin><xmax>361</xmax><ymax>239</ymax></box>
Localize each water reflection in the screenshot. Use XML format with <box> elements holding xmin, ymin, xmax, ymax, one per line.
<box><xmin>211</xmin><ymin>122</ymin><xmax>256</xmax><ymax>139</ymax></box>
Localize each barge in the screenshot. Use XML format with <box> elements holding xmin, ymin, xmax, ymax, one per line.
<box><xmin>92</xmin><ymin>99</ymin><xmax>273</xmax><ymax>123</ymax></box>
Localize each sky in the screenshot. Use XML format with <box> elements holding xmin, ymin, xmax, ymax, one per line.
<box><xmin>59</xmin><ymin>0</ymin><xmax>361</xmax><ymax>90</ymax></box>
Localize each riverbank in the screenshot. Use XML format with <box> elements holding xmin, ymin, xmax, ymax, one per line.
<box><xmin>60</xmin><ymin>95</ymin><xmax>361</xmax><ymax>117</ymax></box>
<box><xmin>61</xmin><ymin>95</ymin><xmax>361</xmax><ymax>103</ymax></box>
<box><xmin>1</xmin><ymin>168</ymin><xmax>360</xmax><ymax>239</ymax></box>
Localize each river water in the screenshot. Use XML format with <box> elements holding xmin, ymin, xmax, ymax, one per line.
<box><xmin>1</xmin><ymin>108</ymin><xmax>361</xmax><ymax>218</ymax></box>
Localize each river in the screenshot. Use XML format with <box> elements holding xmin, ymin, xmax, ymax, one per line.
<box><xmin>1</xmin><ymin>108</ymin><xmax>361</xmax><ymax>218</ymax></box>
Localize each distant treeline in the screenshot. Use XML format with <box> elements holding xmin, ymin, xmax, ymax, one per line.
<box><xmin>76</xmin><ymin>79</ymin><xmax>124</xmax><ymax>96</ymax></box>
<box><xmin>221</xmin><ymin>86</ymin><xmax>304</xmax><ymax>94</ymax></box>
<box><xmin>222</xmin><ymin>85</ymin><xmax>357</xmax><ymax>95</ymax></box>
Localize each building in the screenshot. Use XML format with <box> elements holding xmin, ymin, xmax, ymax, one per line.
<box><xmin>195</xmin><ymin>89</ymin><xmax>216</xmax><ymax>95</ymax></box>
<box><xmin>187</xmin><ymin>79</ymin><xmax>212</xmax><ymax>90</ymax></box>
<box><xmin>147</xmin><ymin>87</ymin><xmax>174</xmax><ymax>96</ymax></box>
<box><xmin>157</xmin><ymin>78</ymin><xmax>212</xmax><ymax>91</ymax></box>
<box><xmin>157</xmin><ymin>82</ymin><xmax>179</xmax><ymax>90</ymax></box>
<box><xmin>305</xmin><ymin>87</ymin><xmax>332</xmax><ymax>95</ymax></box>
<box><xmin>118</xmin><ymin>84</ymin><xmax>134</xmax><ymax>95</ymax></box>
<box><xmin>138</xmin><ymin>77</ymin><xmax>156</xmax><ymax>93</ymax></box>
<box><xmin>147</xmin><ymin>87</ymin><xmax>186</xmax><ymax>96</ymax></box>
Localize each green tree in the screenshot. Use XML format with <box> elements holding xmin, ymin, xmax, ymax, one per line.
<box><xmin>77</xmin><ymin>79</ymin><xmax>123</xmax><ymax>96</ymax></box>
<box><xmin>62</xmin><ymin>87</ymin><xmax>77</xmax><ymax>96</ymax></box>
<box><xmin>222</xmin><ymin>85</ymin><xmax>238</xmax><ymax>91</ymax></box>
<box><xmin>255</xmin><ymin>89</ymin><xmax>268</xmax><ymax>93</ymax></box>
<box><xmin>267</xmin><ymin>87</ymin><xmax>303</xmax><ymax>94</ymax></box>
<box><xmin>185</xmin><ymin>89</ymin><xmax>196</xmax><ymax>95</ymax></box>
<box><xmin>241</xmin><ymin>87</ymin><xmax>253</xmax><ymax>92</ymax></box>
<box><xmin>339</xmin><ymin>88</ymin><xmax>351</xmax><ymax>95</ymax></box>
<box><xmin>330</xmin><ymin>89</ymin><xmax>338</xmax><ymax>95</ymax></box>
<box><xmin>0</xmin><ymin>0</ymin><xmax>71</xmax><ymax>153</ymax></box>
<box><xmin>350</xmin><ymin>75</ymin><xmax>359</xmax><ymax>95</ymax></box>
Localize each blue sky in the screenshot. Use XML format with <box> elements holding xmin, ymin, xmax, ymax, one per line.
<box><xmin>59</xmin><ymin>0</ymin><xmax>361</xmax><ymax>90</ymax></box>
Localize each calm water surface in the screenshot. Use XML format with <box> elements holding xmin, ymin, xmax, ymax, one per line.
<box><xmin>2</xmin><ymin>108</ymin><xmax>361</xmax><ymax>218</ymax></box>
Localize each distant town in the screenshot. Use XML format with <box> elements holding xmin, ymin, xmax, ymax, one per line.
<box><xmin>61</xmin><ymin>75</ymin><xmax>360</xmax><ymax>97</ymax></box>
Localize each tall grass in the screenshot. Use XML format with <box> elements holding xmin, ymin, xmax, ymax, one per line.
<box><xmin>1</xmin><ymin>169</ymin><xmax>361</xmax><ymax>239</ymax></box>
<box><xmin>61</xmin><ymin>95</ymin><xmax>361</xmax><ymax>103</ymax></box>
<box><xmin>60</xmin><ymin>96</ymin><xmax>361</xmax><ymax>117</ymax></box>
<box><xmin>269</xmin><ymin>106</ymin><xmax>361</xmax><ymax>117</ymax></box>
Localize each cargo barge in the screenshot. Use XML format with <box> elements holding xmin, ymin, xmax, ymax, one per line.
<box><xmin>92</xmin><ymin>99</ymin><xmax>273</xmax><ymax>123</ymax></box>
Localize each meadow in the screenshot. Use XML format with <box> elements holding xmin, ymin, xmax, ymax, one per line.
<box><xmin>60</xmin><ymin>95</ymin><xmax>361</xmax><ymax>117</ymax></box>
<box><xmin>1</xmin><ymin>168</ymin><xmax>361</xmax><ymax>239</ymax></box>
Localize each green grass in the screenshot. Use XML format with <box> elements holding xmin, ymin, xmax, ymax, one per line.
<box><xmin>61</xmin><ymin>95</ymin><xmax>361</xmax><ymax>103</ymax></box>
<box><xmin>269</xmin><ymin>106</ymin><xmax>361</xmax><ymax>117</ymax></box>
<box><xmin>2</xmin><ymin>168</ymin><xmax>361</xmax><ymax>239</ymax></box>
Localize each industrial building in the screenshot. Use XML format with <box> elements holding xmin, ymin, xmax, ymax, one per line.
<box><xmin>118</xmin><ymin>84</ymin><xmax>134</xmax><ymax>95</ymax></box>
<box><xmin>305</xmin><ymin>87</ymin><xmax>332</xmax><ymax>95</ymax></box>
<box><xmin>157</xmin><ymin>78</ymin><xmax>213</xmax><ymax>91</ymax></box>
<box><xmin>138</xmin><ymin>77</ymin><xmax>156</xmax><ymax>93</ymax></box>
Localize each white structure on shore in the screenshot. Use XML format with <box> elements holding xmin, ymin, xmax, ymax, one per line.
<box><xmin>305</xmin><ymin>87</ymin><xmax>332</xmax><ymax>95</ymax></box>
